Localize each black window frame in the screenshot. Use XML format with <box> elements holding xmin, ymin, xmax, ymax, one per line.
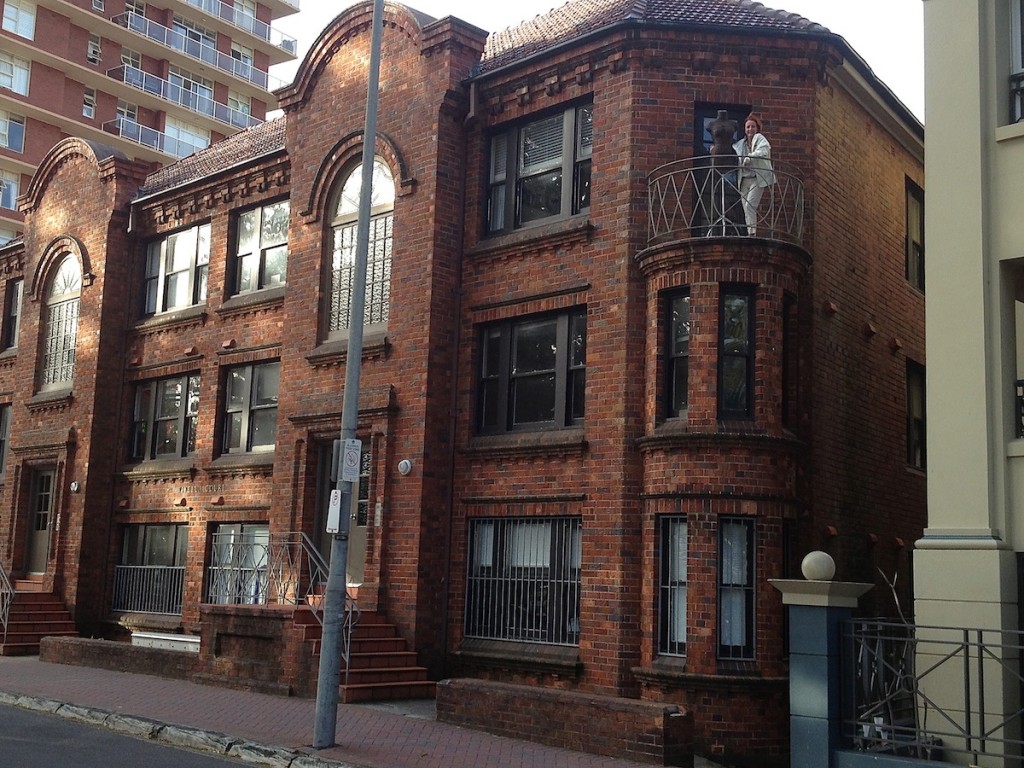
<box><xmin>658</xmin><ymin>514</ymin><xmax>688</xmax><ymax>657</ymax></box>
<box><xmin>2</xmin><ymin>276</ymin><xmax>22</xmax><ymax>351</ymax></box>
<box><xmin>143</xmin><ymin>222</ymin><xmax>210</xmax><ymax>316</ymax></box>
<box><xmin>486</xmin><ymin>102</ymin><xmax>593</xmax><ymax>234</ymax></box>
<box><xmin>221</xmin><ymin>361</ymin><xmax>279</xmax><ymax>454</ymax></box>
<box><xmin>907</xmin><ymin>359</ymin><xmax>926</xmax><ymax>470</ymax></box>
<box><xmin>666</xmin><ymin>291</ymin><xmax>691</xmax><ymax>418</ymax></box>
<box><xmin>906</xmin><ymin>179</ymin><xmax>925</xmax><ymax>292</ymax></box>
<box><xmin>120</xmin><ymin>522</ymin><xmax>188</xmax><ymax>567</ymax></box>
<box><xmin>232</xmin><ymin>198</ymin><xmax>289</xmax><ymax>296</ymax></box>
<box><xmin>477</xmin><ymin>309</ymin><xmax>586</xmax><ymax>435</ymax></box>
<box><xmin>718</xmin><ymin>516</ymin><xmax>755</xmax><ymax>661</ymax></box>
<box><xmin>131</xmin><ymin>373</ymin><xmax>200</xmax><ymax>461</ymax></box>
<box><xmin>718</xmin><ymin>285</ymin><xmax>755</xmax><ymax>420</ymax></box>
<box><xmin>693</xmin><ymin>102</ymin><xmax>751</xmax><ymax>156</ymax></box>
<box><xmin>0</xmin><ymin>402</ymin><xmax>10</xmax><ymax>478</ymax></box>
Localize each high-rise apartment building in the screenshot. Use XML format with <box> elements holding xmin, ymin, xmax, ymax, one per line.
<box><xmin>0</xmin><ymin>0</ymin><xmax>298</xmax><ymax>245</ymax></box>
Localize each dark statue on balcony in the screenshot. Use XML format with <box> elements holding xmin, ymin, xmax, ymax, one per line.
<box><xmin>702</xmin><ymin>110</ymin><xmax>744</xmax><ymax>237</ymax></box>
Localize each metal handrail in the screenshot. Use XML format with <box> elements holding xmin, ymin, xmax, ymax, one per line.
<box><xmin>101</xmin><ymin>117</ymin><xmax>202</xmax><ymax>159</ymax></box>
<box><xmin>843</xmin><ymin>619</ymin><xmax>1024</xmax><ymax>763</ymax></box>
<box><xmin>646</xmin><ymin>155</ymin><xmax>805</xmax><ymax>247</ymax></box>
<box><xmin>181</xmin><ymin>0</ymin><xmax>298</xmax><ymax>55</ymax></box>
<box><xmin>0</xmin><ymin>561</ymin><xmax>11</xmax><ymax>644</ymax></box>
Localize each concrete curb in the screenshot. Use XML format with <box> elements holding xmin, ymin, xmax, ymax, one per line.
<box><xmin>0</xmin><ymin>692</ymin><xmax>367</xmax><ymax>768</ymax></box>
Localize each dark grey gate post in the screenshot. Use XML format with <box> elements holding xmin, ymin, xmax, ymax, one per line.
<box><xmin>771</xmin><ymin>553</ymin><xmax>872</xmax><ymax>768</ymax></box>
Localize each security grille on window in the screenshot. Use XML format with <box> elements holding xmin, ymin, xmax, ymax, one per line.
<box><xmin>488</xmin><ymin>103</ymin><xmax>592</xmax><ymax>233</ymax></box>
<box><xmin>719</xmin><ymin>286</ymin><xmax>754</xmax><ymax>419</ymax></box>
<box><xmin>2</xmin><ymin>0</ymin><xmax>36</xmax><ymax>40</ymax></box>
<box><xmin>667</xmin><ymin>292</ymin><xmax>691</xmax><ymax>418</ymax></box>
<box><xmin>0</xmin><ymin>53</ymin><xmax>30</xmax><ymax>95</ymax></box>
<box><xmin>41</xmin><ymin>257</ymin><xmax>81</xmax><ymax>389</ymax></box>
<box><xmin>478</xmin><ymin>309</ymin><xmax>586</xmax><ymax>434</ymax></box>
<box><xmin>131</xmin><ymin>375</ymin><xmax>200</xmax><ymax>461</ymax></box>
<box><xmin>658</xmin><ymin>515</ymin><xmax>688</xmax><ymax>656</ymax></box>
<box><xmin>235</xmin><ymin>200</ymin><xmax>288</xmax><ymax>294</ymax></box>
<box><xmin>328</xmin><ymin>157</ymin><xmax>394</xmax><ymax>336</ymax></box>
<box><xmin>113</xmin><ymin>523</ymin><xmax>187</xmax><ymax>614</ymax></box>
<box><xmin>719</xmin><ymin>517</ymin><xmax>755</xmax><ymax>660</ymax></box>
<box><xmin>207</xmin><ymin>523</ymin><xmax>269</xmax><ymax>604</ymax></box>
<box><xmin>0</xmin><ymin>110</ymin><xmax>26</xmax><ymax>153</ymax></box>
<box><xmin>906</xmin><ymin>179</ymin><xmax>924</xmax><ymax>292</ymax></box>
<box><xmin>465</xmin><ymin>516</ymin><xmax>582</xmax><ymax>645</ymax></box>
<box><xmin>144</xmin><ymin>223</ymin><xmax>210</xmax><ymax>315</ymax></box>
<box><xmin>223</xmin><ymin>362</ymin><xmax>279</xmax><ymax>453</ymax></box>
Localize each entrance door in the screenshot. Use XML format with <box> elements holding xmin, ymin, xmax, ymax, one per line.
<box><xmin>26</xmin><ymin>469</ymin><xmax>55</xmax><ymax>574</ymax></box>
<box><xmin>316</xmin><ymin>443</ymin><xmax>368</xmax><ymax>585</ymax></box>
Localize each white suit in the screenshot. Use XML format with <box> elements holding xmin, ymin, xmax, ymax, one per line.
<box><xmin>732</xmin><ymin>133</ymin><xmax>776</xmax><ymax>235</ymax></box>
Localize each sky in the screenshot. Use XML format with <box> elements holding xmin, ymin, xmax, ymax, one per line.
<box><xmin>270</xmin><ymin>0</ymin><xmax>924</xmax><ymax>121</ymax></box>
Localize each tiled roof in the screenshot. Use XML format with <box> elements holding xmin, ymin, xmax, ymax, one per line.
<box><xmin>479</xmin><ymin>0</ymin><xmax>828</xmax><ymax>73</ymax></box>
<box><xmin>137</xmin><ymin>117</ymin><xmax>287</xmax><ymax>198</ymax></box>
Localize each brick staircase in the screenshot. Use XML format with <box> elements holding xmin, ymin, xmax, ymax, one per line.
<box><xmin>294</xmin><ymin>607</ymin><xmax>435</xmax><ymax>703</ymax></box>
<box><xmin>1</xmin><ymin>581</ymin><xmax>78</xmax><ymax>656</ymax></box>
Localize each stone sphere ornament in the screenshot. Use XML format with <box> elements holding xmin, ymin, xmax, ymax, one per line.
<box><xmin>801</xmin><ymin>550</ymin><xmax>836</xmax><ymax>581</ymax></box>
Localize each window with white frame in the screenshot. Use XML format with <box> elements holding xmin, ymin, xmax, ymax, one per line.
<box><xmin>0</xmin><ymin>228</ymin><xmax>15</xmax><ymax>246</ymax></box>
<box><xmin>120</xmin><ymin>47</ymin><xmax>141</xmax><ymax>69</ymax></box>
<box><xmin>227</xmin><ymin>90</ymin><xmax>251</xmax><ymax>127</ymax></box>
<box><xmin>163</xmin><ymin>116</ymin><xmax>209</xmax><ymax>158</ymax></box>
<box><xmin>87</xmin><ymin>34</ymin><xmax>102</xmax><ymax>65</ymax></box>
<box><xmin>92</xmin><ymin>0</ymin><xmax>104</xmax><ymax>10</ymax></box>
<box><xmin>0</xmin><ymin>169</ymin><xmax>19</xmax><ymax>209</ymax></box>
<box><xmin>0</xmin><ymin>53</ymin><xmax>30</xmax><ymax>95</ymax></box>
<box><xmin>131</xmin><ymin>374</ymin><xmax>200</xmax><ymax>461</ymax></box>
<box><xmin>230</xmin><ymin>42</ymin><xmax>253</xmax><ymax>66</ymax></box>
<box><xmin>172</xmin><ymin>15</ymin><xmax>215</xmax><ymax>53</ymax></box>
<box><xmin>3</xmin><ymin>277</ymin><xmax>22</xmax><ymax>350</ymax></box>
<box><xmin>487</xmin><ymin>103</ymin><xmax>592</xmax><ymax>233</ymax></box>
<box><xmin>126</xmin><ymin>0</ymin><xmax>145</xmax><ymax>16</ymax></box>
<box><xmin>117</xmin><ymin>99</ymin><xmax>137</xmax><ymax>124</ymax></box>
<box><xmin>82</xmin><ymin>88</ymin><xmax>96</xmax><ymax>119</ymax></box>
<box><xmin>168</xmin><ymin>65</ymin><xmax>213</xmax><ymax>112</ymax></box>
<box><xmin>478</xmin><ymin>309</ymin><xmax>586</xmax><ymax>434</ymax></box>
<box><xmin>234</xmin><ymin>200</ymin><xmax>288</xmax><ymax>295</ymax></box>
<box><xmin>328</xmin><ymin>158</ymin><xmax>394</xmax><ymax>337</ymax></box>
<box><xmin>222</xmin><ymin>361</ymin><xmax>279</xmax><ymax>454</ymax></box>
<box><xmin>2</xmin><ymin>0</ymin><xmax>36</xmax><ymax>39</ymax></box>
<box><xmin>465</xmin><ymin>516</ymin><xmax>582</xmax><ymax>645</ymax></box>
<box><xmin>0</xmin><ymin>110</ymin><xmax>24</xmax><ymax>153</ymax></box>
<box><xmin>41</xmin><ymin>256</ymin><xmax>81</xmax><ymax>389</ymax></box>
<box><xmin>658</xmin><ymin>515</ymin><xmax>688</xmax><ymax>656</ymax></box>
<box><xmin>718</xmin><ymin>517</ymin><xmax>755</xmax><ymax>660</ymax></box>
<box><xmin>143</xmin><ymin>223</ymin><xmax>210</xmax><ymax>315</ymax></box>
<box><xmin>234</xmin><ymin>0</ymin><xmax>257</xmax><ymax>32</ymax></box>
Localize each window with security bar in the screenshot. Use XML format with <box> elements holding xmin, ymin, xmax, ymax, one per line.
<box><xmin>658</xmin><ymin>515</ymin><xmax>688</xmax><ymax>656</ymax></box>
<box><xmin>465</xmin><ymin>516</ymin><xmax>582</xmax><ymax>645</ymax></box>
<box><xmin>718</xmin><ymin>517</ymin><xmax>755</xmax><ymax>660</ymax></box>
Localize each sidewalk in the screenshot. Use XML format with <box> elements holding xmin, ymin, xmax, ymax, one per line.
<box><xmin>0</xmin><ymin>656</ymin><xmax>719</xmax><ymax>768</ymax></box>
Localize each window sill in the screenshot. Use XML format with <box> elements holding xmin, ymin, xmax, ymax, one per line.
<box><xmin>217</xmin><ymin>286</ymin><xmax>285</xmax><ymax>317</ymax></box>
<box><xmin>468</xmin><ymin>217</ymin><xmax>594</xmax><ymax>261</ymax></box>
<box><xmin>638</xmin><ymin>423</ymin><xmax>801</xmax><ymax>452</ymax></box>
<box><xmin>465</xmin><ymin>427</ymin><xmax>587</xmax><ymax>458</ymax></box>
<box><xmin>27</xmin><ymin>389</ymin><xmax>73</xmax><ymax>412</ymax></box>
<box><xmin>454</xmin><ymin>638</ymin><xmax>582</xmax><ymax>677</ymax></box>
<box><xmin>206</xmin><ymin>452</ymin><xmax>275</xmax><ymax>477</ymax></box>
<box><xmin>306</xmin><ymin>329</ymin><xmax>390</xmax><ymax>367</ymax></box>
<box><xmin>634</xmin><ymin>661</ymin><xmax>784</xmax><ymax>687</ymax></box>
<box><xmin>133</xmin><ymin>305</ymin><xmax>208</xmax><ymax>333</ymax></box>
<box><xmin>996</xmin><ymin>121</ymin><xmax>1024</xmax><ymax>143</ymax></box>
<box><xmin>119</xmin><ymin>458</ymin><xmax>197</xmax><ymax>481</ymax></box>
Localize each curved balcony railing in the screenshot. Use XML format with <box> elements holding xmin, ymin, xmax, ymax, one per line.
<box><xmin>112</xmin><ymin>11</ymin><xmax>286</xmax><ymax>91</ymax></box>
<box><xmin>647</xmin><ymin>156</ymin><xmax>805</xmax><ymax>247</ymax></box>
<box><xmin>182</xmin><ymin>0</ymin><xmax>298</xmax><ymax>56</ymax></box>
<box><xmin>108</xmin><ymin>65</ymin><xmax>262</xmax><ymax>130</ymax></box>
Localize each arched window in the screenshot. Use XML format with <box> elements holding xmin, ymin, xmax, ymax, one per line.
<box><xmin>327</xmin><ymin>157</ymin><xmax>394</xmax><ymax>338</ymax></box>
<box><xmin>41</xmin><ymin>256</ymin><xmax>81</xmax><ymax>389</ymax></box>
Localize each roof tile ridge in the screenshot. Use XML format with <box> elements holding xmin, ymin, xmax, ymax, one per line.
<box><xmin>734</xmin><ymin>0</ymin><xmax>830</xmax><ymax>33</ymax></box>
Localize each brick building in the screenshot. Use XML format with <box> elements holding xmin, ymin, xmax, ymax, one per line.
<box><xmin>0</xmin><ymin>0</ymin><xmax>925</xmax><ymax>764</ymax></box>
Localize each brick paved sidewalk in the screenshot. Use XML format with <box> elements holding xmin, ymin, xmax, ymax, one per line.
<box><xmin>0</xmin><ymin>656</ymin><xmax>670</xmax><ymax>768</ymax></box>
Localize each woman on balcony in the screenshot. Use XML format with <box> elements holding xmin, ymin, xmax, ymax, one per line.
<box><xmin>733</xmin><ymin>114</ymin><xmax>776</xmax><ymax>236</ymax></box>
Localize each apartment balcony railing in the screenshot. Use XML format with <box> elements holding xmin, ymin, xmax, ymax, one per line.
<box><xmin>102</xmin><ymin>117</ymin><xmax>202</xmax><ymax>159</ymax></box>
<box><xmin>647</xmin><ymin>155</ymin><xmax>805</xmax><ymax>247</ymax></box>
<box><xmin>108</xmin><ymin>64</ymin><xmax>262</xmax><ymax>130</ymax></box>
<box><xmin>843</xmin><ymin>619</ymin><xmax>1024</xmax><ymax>763</ymax></box>
<box><xmin>0</xmin><ymin>560</ymin><xmax>12</xmax><ymax>642</ymax></box>
<box><xmin>112</xmin><ymin>565</ymin><xmax>185</xmax><ymax>615</ymax></box>
<box><xmin>182</xmin><ymin>0</ymin><xmax>298</xmax><ymax>56</ymax></box>
<box><xmin>112</xmin><ymin>11</ymin><xmax>286</xmax><ymax>92</ymax></box>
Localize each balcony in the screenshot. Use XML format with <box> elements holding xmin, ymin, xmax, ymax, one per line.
<box><xmin>182</xmin><ymin>0</ymin><xmax>298</xmax><ymax>57</ymax></box>
<box><xmin>102</xmin><ymin>117</ymin><xmax>203</xmax><ymax>159</ymax></box>
<box><xmin>112</xmin><ymin>565</ymin><xmax>185</xmax><ymax>615</ymax></box>
<box><xmin>647</xmin><ymin>156</ymin><xmax>805</xmax><ymax>247</ymax></box>
<box><xmin>109</xmin><ymin>64</ymin><xmax>262</xmax><ymax>130</ymax></box>
<box><xmin>112</xmin><ymin>11</ymin><xmax>286</xmax><ymax>92</ymax></box>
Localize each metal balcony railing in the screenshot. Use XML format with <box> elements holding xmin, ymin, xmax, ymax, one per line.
<box><xmin>108</xmin><ymin>64</ymin><xmax>262</xmax><ymax>130</ymax></box>
<box><xmin>102</xmin><ymin>117</ymin><xmax>203</xmax><ymax>159</ymax></box>
<box><xmin>112</xmin><ymin>11</ymin><xmax>286</xmax><ymax>91</ymax></box>
<box><xmin>0</xmin><ymin>560</ymin><xmax>12</xmax><ymax>643</ymax></box>
<box><xmin>112</xmin><ymin>565</ymin><xmax>185</xmax><ymax>615</ymax></box>
<box><xmin>182</xmin><ymin>0</ymin><xmax>298</xmax><ymax>56</ymax></box>
<box><xmin>647</xmin><ymin>155</ymin><xmax>805</xmax><ymax>247</ymax></box>
<box><xmin>843</xmin><ymin>619</ymin><xmax>1024</xmax><ymax>764</ymax></box>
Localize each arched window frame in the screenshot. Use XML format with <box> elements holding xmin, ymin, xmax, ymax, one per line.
<box><xmin>326</xmin><ymin>156</ymin><xmax>394</xmax><ymax>341</ymax></box>
<box><xmin>40</xmin><ymin>255</ymin><xmax>81</xmax><ymax>391</ymax></box>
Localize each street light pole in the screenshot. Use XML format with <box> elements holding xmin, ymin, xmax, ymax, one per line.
<box><xmin>312</xmin><ymin>0</ymin><xmax>384</xmax><ymax>750</ymax></box>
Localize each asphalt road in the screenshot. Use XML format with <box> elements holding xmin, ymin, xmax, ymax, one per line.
<box><xmin>0</xmin><ymin>702</ymin><xmax>244</xmax><ymax>767</ymax></box>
